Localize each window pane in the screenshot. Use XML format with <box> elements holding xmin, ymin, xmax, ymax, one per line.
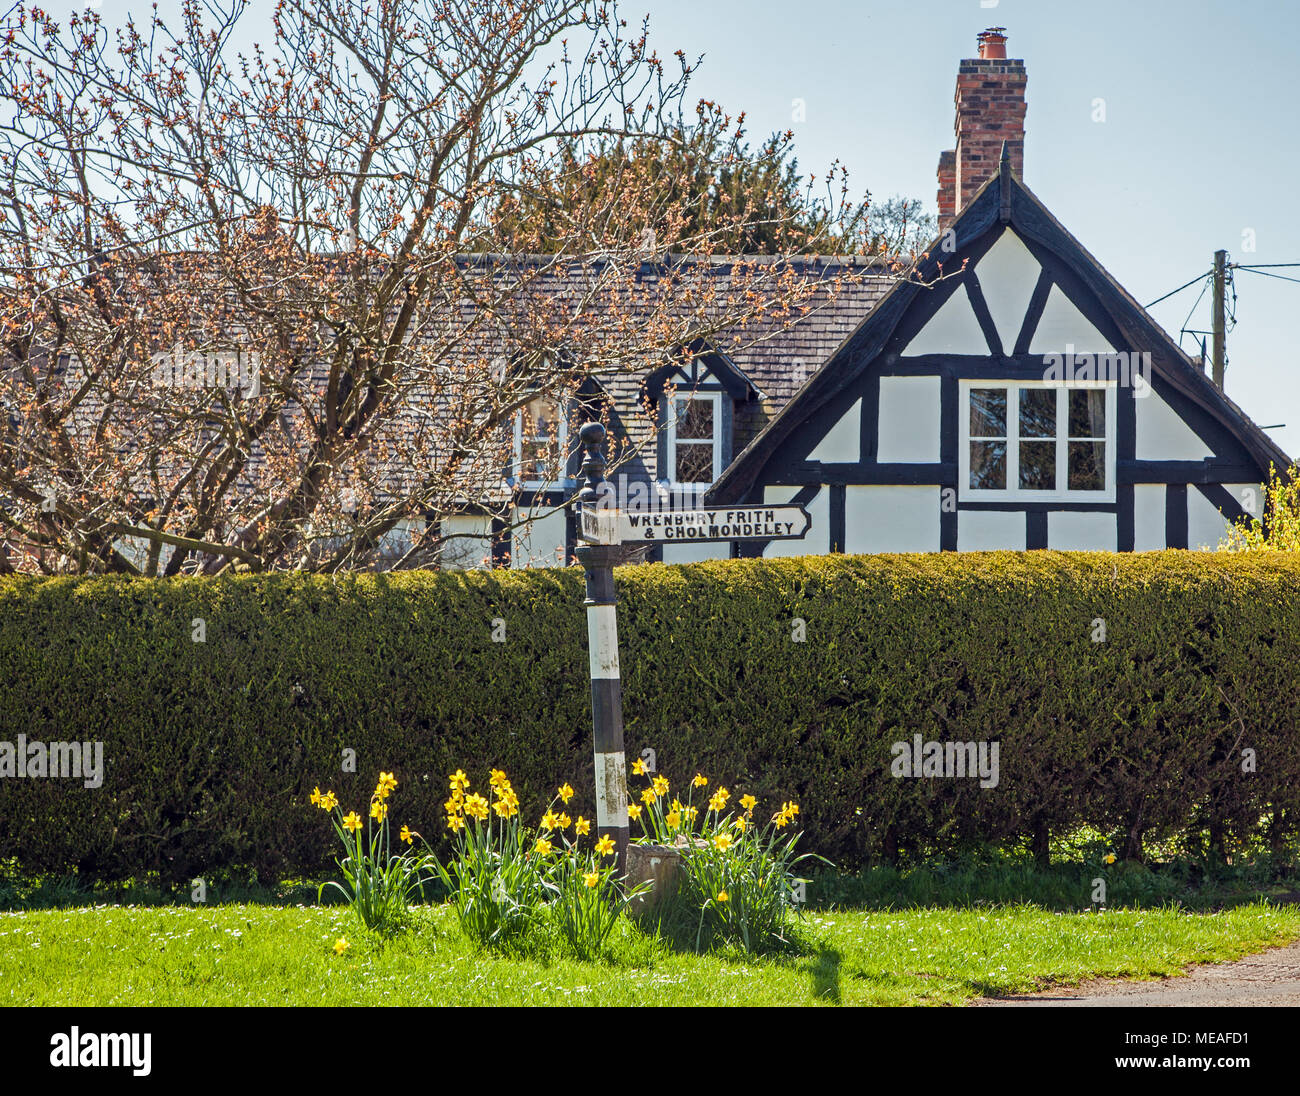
<box><xmin>1019</xmin><ymin>440</ymin><xmax>1056</xmax><ymax>490</ymax></box>
<box><xmin>969</xmin><ymin>441</ymin><xmax>1006</xmax><ymax>489</ymax></box>
<box><xmin>969</xmin><ymin>388</ymin><xmax>1006</xmax><ymax>437</ymax></box>
<box><xmin>1019</xmin><ymin>388</ymin><xmax>1056</xmax><ymax>439</ymax></box>
<box><xmin>1068</xmin><ymin>441</ymin><xmax>1106</xmax><ymax>490</ymax></box>
<box><xmin>524</xmin><ymin>397</ymin><xmax>558</xmax><ymax>440</ymax></box>
<box><xmin>1068</xmin><ymin>389</ymin><xmax>1106</xmax><ymax>438</ymax></box>
<box><xmin>675</xmin><ymin>441</ymin><xmax>714</xmax><ymax>483</ymax></box>
<box><xmin>675</xmin><ymin>397</ymin><xmax>715</xmax><ymax>441</ymax></box>
<box><xmin>520</xmin><ymin>441</ymin><xmax>555</xmax><ymax>481</ymax></box>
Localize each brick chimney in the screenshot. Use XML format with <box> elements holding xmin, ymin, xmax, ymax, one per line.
<box><xmin>937</xmin><ymin>28</ymin><xmax>1027</xmax><ymax>232</ymax></box>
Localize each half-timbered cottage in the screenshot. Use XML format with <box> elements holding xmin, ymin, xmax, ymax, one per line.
<box><xmin>479</xmin><ymin>27</ymin><xmax>1288</xmax><ymax>568</ymax></box>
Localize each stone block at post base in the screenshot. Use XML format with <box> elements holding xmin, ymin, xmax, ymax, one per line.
<box><xmin>624</xmin><ymin>843</ymin><xmax>681</xmax><ymax>916</ymax></box>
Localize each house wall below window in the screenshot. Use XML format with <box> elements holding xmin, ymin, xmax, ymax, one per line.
<box><xmin>509</xmin><ymin>505</ymin><xmax>568</xmax><ymax>568</ymax></box>
<box><xmin>439</xmin><ymin>515</ymin><xmax>494</xmax><ymax>570</ymax></box>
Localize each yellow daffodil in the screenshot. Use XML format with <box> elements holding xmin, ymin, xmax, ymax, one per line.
<box><xmin>492</xmin><ymin>798</ymin><xmax>516</xmax><ymax>819</ymax></box>
<box><xmin>682</xmin><ymin>805</ymin><xmax>698</xmax><ymax>822</ymax></box>
<box><xmin>342</xmin><ymin>811</ymin><xmax>363</xmax><ymax>833</ymax></box>
<box><xmin>740</xmin><ymin>794</ymin><xmax>757</xmax><ymax>812</ymax></box>
<box><xmin>583</xmin><ymin>872</ymin><xmax>600</xmax><ymax>888</ymax></box>
<box><xmin>557</xmin><ymin>783</ymin><xmax>574</xmax><ymax>804</ymax></box>
<box><xmin>556</xmin><ymin>812</ymin><xmax>571</xmax><ymax>829</ymax></box>
<box><xmin>321</xmin><ymin>792</ymin><xmax>338</xmax><ymax>811</ymax></box>
<box><xmin>628</xmin><ymin>803</ymin><xmax>643</xmax><ymax>821</ymax></box>
<box><xmin>692</xmin><ymin>773</ymin><xmax>708</xmax><ymax>788</ymax></box>
<box><xmin>713</xmin><ymin>832</ymin><xmax>732</xmax><ymax>851</ymax></box>
<box><xmin>370</xmin><ymin>800</ymin><xmax>388</xmax><ymax>822</ymax></box>
<box><xmin>489</xmin><ymin>768</ymin><xmax>508</xmax><ymax>788</ymax></box>
<box><xmin>333</xmin><ymin>937</ymin><xmax>350</xmax><ymax>955</ymax></box>
<box><xmin>640</xmin><ymin>788</ymin><xmax>657</xmax><ymax>805</ymax></box>
<box><xmin>463</xmin><ymin>794</ymin><xmax>489</xmax><ymax>820</ymax></box>
<box><xmin>731</xmin><ymin>817</ymin><xmax>748</xmax><ymax>833</ymax></box>
<box><xmin>652</xmin><ymin>775</ymin><xmax>669</xmax><ymax>796</ymax></box>
<box><xmin>449</xmin><ymin>769</ymin><xmax>469</xmax><ymax>792</ymax></box>
<box><xmin>632</xmin><ymin>758</ymin><xmax>648</xmax><ymax>776</ymax></box>
<box><xmin>540</xmin><ymin>809</ymin><xmax>560</xmax><ymax>831</ymax></box>
<box><xmin>665</xmin><ymin>809</ymin><xmax>681</xmax><ymax>829</ymax></box>
<box><xmin>310</xmin><ymin>786</ymin><xmax>322</xmax><ymax>807</ymax></box>
<box><xmin>1104</xmin><ymin>853</ymin><xmax>1117</xmax><ymax>865</ymax></box>
<box><xmin>400</xmin><ymin>825</ymin><xmax>414</xmax><ymax>844</ymax></box>
<box><xmin>707</xmin><ymin>791</ymin><xmax>728</xmax><ymax>813</ymax></box>
<box><xmin>446</xmin><ymin>813</ymin><xmax>465</xmax><ymax>833</ymax></box>
<box><xmin>534</xmin><ymin>838</ymin><xmax>553</xmax><ymax>856</ymax></box>
<box><xmin>444</xmin><ymin>796</ymin><xmax>463</xmax><ymax>816</ymax></box>
<box><xmin>595</xmin><ymin>835</ymin><xmax>615</xmax><ymax>857</ymax></box>
<box><xmin>575</xmin><ymin>816</ymin><xmax>591</xmax><ymax>836</ymax></box>
<box><xmin>716</xmin><ymin>891</ymin><xmax>729</xmax><ymax>903</ymax></box>
<box><xmin>772</xmin><ymin>812</ymin><xmax>789</xmax><ymax>829</ymax></box>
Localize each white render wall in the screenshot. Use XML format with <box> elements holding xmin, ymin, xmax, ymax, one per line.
<box><xmin>1047</xmin><ymin>511</ymin><xmax>1117</xmax><ymax>551</ymax></box>
<box><xmin>510</xmin><ymin>505</ymin><xmax>568</xmax><ymax>568</ymax></box>
<box><xmin>877</xmin><ymin>377</ymin><xmax>942</xmax><ymax>463</ymax></box>
<box><xmin>958</xmin><ymin>509</ymin><xmax>1026</xmax><ymax>551</ymax></box>
<box><xmin>439</xmin><ymin>514</ymin><xmax>494</xmax><ymax>570</ymax></box>
<box><xmin>845</xmin><ymin>485</ymin><xmax>941</xmax><ymax>552</ymax></box>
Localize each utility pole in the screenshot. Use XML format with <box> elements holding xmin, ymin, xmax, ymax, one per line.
<box><xmin>1211</xmin><ymin>249</ymin><xmax>1227</xmax><ymax>389</ymax></box>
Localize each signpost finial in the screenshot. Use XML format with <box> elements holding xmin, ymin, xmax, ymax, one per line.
<box><xmin>578</xmin><ymin>421</ymin><xmax>607</xmax><ymax>507</ymax></box>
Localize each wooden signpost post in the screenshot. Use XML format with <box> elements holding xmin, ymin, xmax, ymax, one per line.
<box><xmin>573</xmin><ymin>422</ymin><xmax>810</xmax><ymax>875</ymax></box>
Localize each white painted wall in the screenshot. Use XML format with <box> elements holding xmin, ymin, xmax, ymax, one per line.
<box><xmin>877</xmin><ymin>376</ymin><xmax>942</xmax><ymax>463</ymax></box>
<box><xmin>958</xmin><ymin>510</ymin><xmax>1026</xmax><ymax>551</ymax></box>
<box><xmin>975</xmin><ymin>230</ymin><xmax>1041</xmax><ymax>349</ymax></box>
<box><xmin>1132</xmin><ymin>483</ymin><xmax>1167</xmax><ymax>550</ymax></box>
<box><xmin>1135</xmin><ymin>390</ymin><xmax>1214</xmax><ymax>461</ymax></box>
<box><xmin>845</xmin><ymin>485</ymin><xmax>941</xmax><ymax>552</ymax></box>
<box><xmin>808</xmin><ymin>398</ymin><xmax>861</xmax><ymax>463</ymax></box>
<box><xmin>903</xmin><ymin>286</ymin><xmax>989</xmax><ymax>355</ymax></box>
<box><xmin>762</xmin><ymin>485</ymin><xmax>829</xmax><ymax>557</ymax></box>
<box><xmin>377</xmin><ymin>518</ymin><xmax>425</xmax><ymax>560</ymax></box>
<box><xmin>1047</xmin><ymin>511</ymin><xmax>1116</xmax><ymax>551</ymax></box>
<box><xmin>510</xmin><ymin>505</ymin><xmax>568</xmax><ymax>568</ymax></box>
<box><xmin>1187</xmin><ymin>488</ymin><xmax>1234</xmax><ymax>550</ymax></box>
<box><xmin>440</xmin><ymin>514</ymin><xmax>494</xmax><ymax>570</ymax></box>
<box><xmin>1028</xmin><ymin>286</ymin><xmax>1115</xmax><ymax>355</ymax></box>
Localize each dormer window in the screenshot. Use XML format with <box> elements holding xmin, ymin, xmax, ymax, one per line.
<box><xmin>666</xmin><ymin>392</ymin><xmax>722</xmax><ymax>486</ymax></box>
<box><xmin>513</xmin><ymin>395</ymin><xmax>569</xmax><ymax>487</ymax></box>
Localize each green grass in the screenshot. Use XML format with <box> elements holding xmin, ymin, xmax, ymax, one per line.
<box><xmin>3</xmin><ymin>900</ymin><xmax>1299</xmax><ymax>1006</ymax></box>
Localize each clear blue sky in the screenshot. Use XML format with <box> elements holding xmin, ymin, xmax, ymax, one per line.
<box><xmin>61</xmin><ymin>0</ymin><xmax>1300</xmax><ymax>460</ymax></box>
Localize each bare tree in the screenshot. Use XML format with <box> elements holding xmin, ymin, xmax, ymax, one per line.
<box><xmin>0</xmin><ymin>0</ymin><xmax>905</xmax><ymax>574</ymax></box>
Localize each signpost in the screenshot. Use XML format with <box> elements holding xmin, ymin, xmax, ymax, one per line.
<box><xmin>572</xmin><ymin>422</ymin><xmax>810</xmax><ymax>876</ymax></box>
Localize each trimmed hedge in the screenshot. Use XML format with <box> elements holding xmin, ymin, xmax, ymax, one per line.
<box><xmin>1</xmin><ymin>552</ymin><xmax>1298</xmax><ymax>881</ymax></box>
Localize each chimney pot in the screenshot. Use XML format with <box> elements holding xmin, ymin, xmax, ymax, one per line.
<box><xmin>978</xmin><ymin>27</ymin><xmax>1008</xmax><ymax>59</ymax></box>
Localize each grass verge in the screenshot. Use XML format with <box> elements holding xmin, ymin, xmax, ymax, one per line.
<box><xmin>3</xmin><ymin>900</ymin><xmax>1299</xmax><ymax>1006</ymax></box>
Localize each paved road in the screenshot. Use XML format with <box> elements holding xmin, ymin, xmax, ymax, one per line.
<box><xmin>973</xmin><ymin>939</ymin><xmax>1300</xmax><ymax>1006</ymax></box>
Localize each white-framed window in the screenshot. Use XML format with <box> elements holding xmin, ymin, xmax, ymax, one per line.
<box><xmin>959</xmin><ymin>380</ymin><xmax>1115</xmax><ymax>502</ymax></box>
<box><xmin>665</xmin><ymin>392</ymin><xmax>722</xmax><ymax>486</ymax></box>
<box><xmin>512</xmin><ymin>395</ymin><xmax>569</xmax><ymax>488</ymax></box>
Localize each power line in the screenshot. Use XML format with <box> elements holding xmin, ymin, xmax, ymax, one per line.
<box><xmin>1145</xmin><ymin>271</ymin><xmax>1211</xmax><ymax>309</ymax></box>
<box><xmin>1236</xmin><ymin>267</ymin><xmax>1300</xmax><ymax>286</ymax></box>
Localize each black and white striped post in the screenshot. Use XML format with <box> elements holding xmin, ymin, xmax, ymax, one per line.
<box><xmin>574</xmin><ymin>422</ymin><xmax>630</xmax><ymax>874</ymax></box>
